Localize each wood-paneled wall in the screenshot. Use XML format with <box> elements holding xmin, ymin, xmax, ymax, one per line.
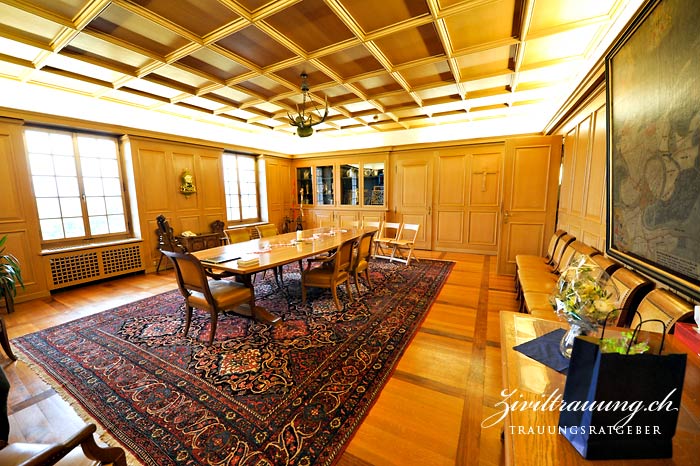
<box><xmin>556</xmin><ymin>90</ymin><xmax>607</xmax><ymax>250</ymax></box>
<box><xmin>125</xmin><ymin>136</ymin><xmax>228</xmax><ymax>271</ymax></box>
<box><xmin>0</xmin><ymin>119</ymin><xmax>49</xmax><ymax>301</ymax></box>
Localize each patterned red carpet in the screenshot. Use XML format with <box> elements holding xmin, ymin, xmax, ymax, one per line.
<box><xmin>13</xmin><ymin>259</ymin><xmax>453</xmax><ymax>465</ymax></box>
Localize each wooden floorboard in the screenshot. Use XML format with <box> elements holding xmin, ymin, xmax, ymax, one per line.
<box><xmin>1</xmin><ymin>251</ymin><xmax>519</xmax><ymax>464</ymax></box>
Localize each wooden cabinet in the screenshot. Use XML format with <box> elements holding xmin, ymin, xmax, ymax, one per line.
<box><xmin>177</xmin><ymin>232</ymin><xmax>221</xmax><ymax>251</ymax></box>
<box><xmin>292</xmin><ymin>154</ymin><xmax>389</xmax><ymax>228</ymax></box>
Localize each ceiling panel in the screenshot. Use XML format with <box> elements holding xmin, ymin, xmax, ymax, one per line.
<box><xmin>130</xmin><ymin>0</ymin><xmax>242</xmax><ymax>37</ymax></box>
<box><xmin>0</xmin><ymin>0</ymin><xmax>644</xmax><ymax>140</ymax></box>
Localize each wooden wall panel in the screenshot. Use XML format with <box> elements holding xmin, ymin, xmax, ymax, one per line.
<box><xmin>504</xmin><ymin>223</ymin><xmax>544</xmax><ymax>264</ymax></box>
<box><xmin>437</xmin><ymin>155</ymin><xmax>466</xmax><ymax>205</ymax></box>
<box><xmin>468</xmin><ymin>212</ymin><xmax>497</xmax><ymax>245</ymax></box>
<box><xmin>511</xmin><ymin>147</ymin><xmax>552</xmax><ymax>211</ymax></box>
<box><xmin>127</xmin><ymin>137</ymin><xmax>225</xmax><ymax>271</ymax></box>
<box><xmin>0</xmin><ymin>119</ymin><xmax>49</xmax><ymax>301</ymax></box>
<box><xmin>556</xmin><ymin>92</ymin><xmax>607</xmax><ymax>253</ymax></box>
<box><xmin>584</xmin><ymin>107</ymin><xmax>607</xmax><ymax>221</ymax></box>
<box><xmin>0</xmin><ymin>134</ymin><xmax>22</xmax><ymax>223</ymax></box>
<box><xmin>138</xmin><ymin>148</ymin><xmax>170</xmax><ymax>212</ymax></box>
<box><xmin>469</xmin><ymin>152</ymin><xmax>500</xmax><ymax>206</ymax></box>
<box><xmin>437</xmin><ymin>210</ymin><xmax>464</xmax><ymax>243</ymax></box>
<box><xmin>559</xmin><ymin>127</ymin><xmax>576</xmax><ymax>213</ymax></box>
<box><xmin>570</xmin><ymin>116</ymin><xmax>591</xmax><ymax>215</ymax></box>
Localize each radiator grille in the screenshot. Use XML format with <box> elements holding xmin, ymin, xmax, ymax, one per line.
<box><xmin>45</xmin><ymin>242</ymin><xmax>144</xmax><ymax>289</ymax></box>
<box><xmin>49</xmin><ymin>252</ymin><xmax>100</xmax><ymax>286</ymax></box>
<box><xmin>102</xmin><ymin>245</ymin><xmax>142</xmax><ymax>274</ymax></box>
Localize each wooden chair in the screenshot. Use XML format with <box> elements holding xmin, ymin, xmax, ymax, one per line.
<box><xmin>160</xmin><ymin>249</ymin><xmax>256</xmax><ymax>345</ymax></box>
<box><xmin>301</xmin><ymin>238</ymin><xmax>355</xmax><ymax>310</ymax></box>
<box><xmin>389</xmin><ymin>223</ymin><xmax>420</xmax><ymax>265</ymax></box>
<box><xmin>515</xmin><ymin>229</ymin><xmax>567</xmax><ymax>270</ymax></box>
<box><xmin>629</xmin><ymin>289</ymin><xmax>694</xmax><ymax>334</ymax></box>
<box><xmin>255</xmin><ymin>224</ymin><xmax>279</xmax><ymax>238</ymax></box>
<box><xmin>210</xmin><ymin>219</ymin><xmax>228</xmax><ymax>245</ymax></box>
<box><xmin>373</xmin><ymin>222</ymin><xmax>401</xmax><ymax>259</ymax></box>
<box><xmin>362</xmin><ymin>220</ymin><xmax>381</xmax><ymax>230</ymax></box>
<box><xmin>0</xmin><ymin>367</ymin><xmax>126</xmax><ymax>465</ymax></box>
<box><xmin>225</xmin><ymin>228</ymin><xmax>251</xmax><ymax>244</ymax></box>
<box><xmin>350</xmin><ymin>230</ymin><xmax>377</xmax><ymax>295</ymax></box>
<box><xmin>155</xmin><ymin>214</ymin><xmax>186</xmax><ymax>272</ymax></box>
<box><xmin>609</xmin><ymin>267</ymin><xmax>654</xmax><ymax>327</ymax></box>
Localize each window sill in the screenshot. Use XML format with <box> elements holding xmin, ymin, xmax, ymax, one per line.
<box><xmin>41</xmin><ymin>238</ymin><xmax>143</xmax><ymax>255</ymax></box>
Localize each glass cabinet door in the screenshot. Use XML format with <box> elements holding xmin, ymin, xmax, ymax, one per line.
<box><xmin>296</xmin><ymin>167</ymin><xmax>313</xmax><ymax>205</ymax></box>
<box><xmin>340</xmin><ymin>163</ymin><xmax>360</xmax><ymax>206</ymax></box>
<box><xmin>315</xmin><ymin>165</ymin><xmax>334</xmax><ymax>205</ymax></box>
<box><xmin>363</xmin><ymin>162</ymin><xmax>384</xmax><ymax>206</ymax></box>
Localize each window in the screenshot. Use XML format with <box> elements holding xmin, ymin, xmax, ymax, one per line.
<box><xmin>24</xmin><ymin>128</ymin><xmax>128</xmax><ymax>243</ymax></box>
<box><xmin>223</xmin><ymin>153</ymin><xmax>259</xmax><ymax>223</ymax></box>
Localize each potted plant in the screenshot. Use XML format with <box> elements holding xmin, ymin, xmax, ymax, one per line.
<box><xmin>0</xmin><ymin>235</ymin><xmax>23</xmax><ymax>314</ymax></box>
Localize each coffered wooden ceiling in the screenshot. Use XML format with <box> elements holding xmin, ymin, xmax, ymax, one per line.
<box><xmin>0</xmin><ymin>0</ymin><xmax>637</xmax><ymax>139</ymax></box>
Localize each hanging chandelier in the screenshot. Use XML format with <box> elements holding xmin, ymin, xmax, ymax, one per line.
<box><xmin>288</xmin><ymin>73</ymin><xmax>328</xmax><ymax>137</ymax></box>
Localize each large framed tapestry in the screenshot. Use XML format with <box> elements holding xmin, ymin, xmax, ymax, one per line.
<box><xmin>606</xmin><ymin>0</ymin><xmax>700</xmax><ymax>300</ymax></box>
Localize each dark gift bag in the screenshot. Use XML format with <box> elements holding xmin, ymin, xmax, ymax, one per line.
<box><xmin>558</xmin><ymin>316</ymin><xmax>687</xmax><ymax>460</ymax></box>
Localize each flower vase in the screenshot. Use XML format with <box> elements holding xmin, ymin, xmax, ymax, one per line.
<box><xmin>559</xmin><ymin>323</ymin><xmax>586</xmax><ymax>359</ymax></box>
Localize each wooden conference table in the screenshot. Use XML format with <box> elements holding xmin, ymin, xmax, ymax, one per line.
<box><xmin>191</xmin><ymin>227</ymin><xmax>374</xmax><ymax>322</ymax></box>
<box><xmin>500</xmin><ymin>311</ymin><xmax>700</xmax><ymax>466</ymax></box>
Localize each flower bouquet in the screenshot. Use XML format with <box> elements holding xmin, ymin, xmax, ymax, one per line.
<box><xmin>550</xmin><ymin>254</ymin><xmax>620</xmax><ymax>358</ymax></box>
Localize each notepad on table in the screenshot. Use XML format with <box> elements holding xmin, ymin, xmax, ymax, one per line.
<box><xmin>201</xmin><ymin>254</ymin><xmax>241</xmax><ymax>264</ymax></box>
<box><xmin>236</xmin><ymin>255</ymin><xmax>260</xmax><ymax>268</ymax></box>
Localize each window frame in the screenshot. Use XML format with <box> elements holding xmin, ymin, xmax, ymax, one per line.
<box><xmin>24</xmin><ymin>126</ymin><xmax>132</xmax><ymax>247</ymax></box>
<box><xmin>222</xmin><ymin>152</ymin><xmax>261</xmax><ymax>225</ymax></box>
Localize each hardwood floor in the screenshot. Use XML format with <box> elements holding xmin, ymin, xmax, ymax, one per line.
<box><xmin>1</xmin><ymin>251</ymin><xmax>519</xmax><ymax>465</ymax></box>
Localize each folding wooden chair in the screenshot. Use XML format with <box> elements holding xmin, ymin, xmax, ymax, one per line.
<box><xmin>373</xmin><ymin>222</ymin><xmax>401</xmax><ymax>259</ymax></box>
<box><xmin>390</xmin><ymin>223</ymin><xmax>420</xmax><ymax>265</ymax></box>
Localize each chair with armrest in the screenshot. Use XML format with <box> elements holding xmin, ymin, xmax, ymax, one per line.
<box><xmin>155</xmin><ymin>214</ymin><xmax>186</xmax><ymax>272</ymax></box>
<box><xmin>0</xmin><ymin>367</ymin><xmax>126</xmax><ymax>466</ymax></box>
<box><xmin>302</xmin><ymin>238</ymin><xmax>356</xmax><ymax>311</ymax></box>
<box><xmin>350</xmin><ymin>230</ymin><xmax>377</xmax><ymax>295</ymax></box>
<box><xmin>373</xmin><ymin>222</ymin><xmax>401</xmax><ymax>259</ymax></box>
<box><xmin>210</xmin><ymin>220</ymin><xmax>228</xmax><ymax>245</ymax></box>
<box><xmin>629</xmin><ymin>289</ymin><xmax>694</xmax><ymax>334</ymax></box>
<box><xmin>160</xmin><ymin>249</ymin><xmax>256</xmax><ymax>345</ymax></box>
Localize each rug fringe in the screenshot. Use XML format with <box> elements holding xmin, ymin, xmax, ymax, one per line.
<box><xmin>13</xmin><ymin>350</ymin><xmax>144</xmax><ymax>466</ymax></box>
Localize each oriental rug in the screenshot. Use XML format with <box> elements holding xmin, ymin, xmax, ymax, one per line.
<box><xmin>12</xmin><ymin>259</ymin><xmax>453</xmax><ymax>466</ymax></box>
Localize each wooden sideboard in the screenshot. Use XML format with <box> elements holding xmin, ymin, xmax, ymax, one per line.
<box><xmin>176</xmin><ymin>232</ymin><xmax>222</xmax><ymax>252</ymax></box>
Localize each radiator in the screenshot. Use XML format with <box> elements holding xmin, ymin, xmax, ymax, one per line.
<box><xmin>44</xmin><ymin>242</ymin><xmax>144</xmax><ymax>290</ymax></box>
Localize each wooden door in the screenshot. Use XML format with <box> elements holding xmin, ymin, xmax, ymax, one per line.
<box><xmin>497</xmin><ymin>136</ymin><xmax>562</xmax><ymax>275</ymax></box>
<box><xmin>393</xmin><ymin>153</ymin><xmax>433</xmax><ymax>249</ymax></box>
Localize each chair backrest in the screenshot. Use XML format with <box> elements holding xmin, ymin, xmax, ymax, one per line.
<box><xmin>363</xmin><ymin>220</ymin><xmax>381</xmax><ymax>230</ymax></box>
<box><xmin>549</xmin><ymin>233</ymin><xmax>575</xmax><ymax>269</ymax></box>
<box><xmin>160</xmin><ymin>249</ymin><xmax>214</xmax><ymax>305</ymax></box>
<box><xmin>353</xmin><ymin>230</ymin><xmax>376</xmax><ymax>270</ymax></box>
<box><xmin>378</xmin><ymin>222</ymin><xmax>401</xmax><ymax>241</ymax></box>
<box><xmin>610</xmin><ymin>267</ymin><xmax>653</xmax><ymax>327</ymax></box>
<box><xmin>333</xmin><ymin>238</ymin><xmax>356</xmax><ymax>276</ymax></box>
<box><xmin>590</xmin><ymin>254</ymin><xmax>621</xmax><ymax>277</ymax></box>
<box><xmin>629</xmin><ymin>289</ymin><xmax>694</xmax><ymax>334</ymax></box>
<box><xmin>544</xmin><ymin>230</ymin><xmax>567</xmax><ymax>261</ymax></box>
<box><xmin>210</xmin><ymin>220</ymin><xmax>227</xmax><ymax>243</ymax></box>
<box><xmin>156</xmin><ymin>214</ymin><xmax>186</xmax><ymax>252</ymax></box>
<box><xmin>226</xmin><ymin>228</ymin><xmax>251</xmax><ymax>244</ymax></box>
<box><xmin>554</xmin><ymin>240</ymin><xmax>585</xmax><ymax>274</ymax></box>
<box><xmin>396</xmin><ymin>223</ymin><xmax>419</xmax><ymax>243</ymax></box>
<box><xmin>256</xmin><ymin>224</ymin><xmax>279</xmax><ymax>238</ymax></box>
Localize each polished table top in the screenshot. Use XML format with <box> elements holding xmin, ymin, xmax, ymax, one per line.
<box><xmin>499</xmin><ymin>311</ymin><xmax>700</xmax><ymax>466</ymax></box>
<box><xmin>192</xmin><ymin>227</ymin><xmax>374</xmax><ymax>275</ymax></box>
